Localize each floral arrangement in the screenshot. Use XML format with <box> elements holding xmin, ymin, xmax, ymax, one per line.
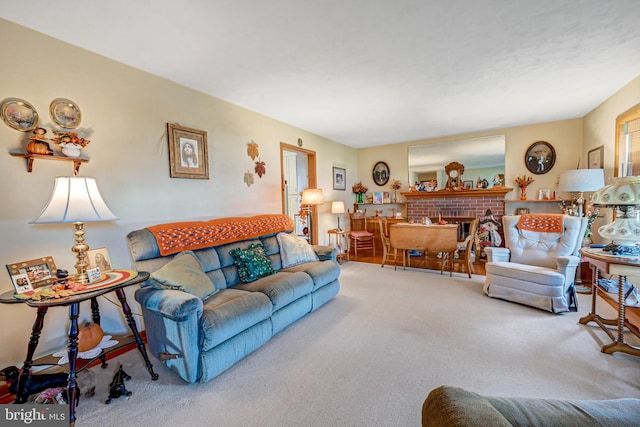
<box><xmin>514</xmin><ymin>175</ymin><xmax>534</xmax><ymax>188</ymax></box>
<box><xmin>51</xmin><ymin>131</ymin><xmax>90</xmax><ymax>148</ymax></box>
<box><xmin>352</xmin><ymin>182</ymin><xmax>368</xmax><ymax>194</ymax></box>
<box><xmin>391</xmin><ymin>179</ymin><xmax>402</xmax><ymax>190</ymax></box>
<box><xmin>583</xmin><ymin>203</ymin><xmax>601</xmax><ymax>238</ymax></box>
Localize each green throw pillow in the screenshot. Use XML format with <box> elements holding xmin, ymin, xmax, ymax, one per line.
<box><xmin>149</xmin><ymin>250</ymin><xmax>218</xmax><ymax>300</ymax></box>
<box><xmin>230</xmin><ymin>243</ymin><xmax>275</xmax><ymax>283</ymax></box>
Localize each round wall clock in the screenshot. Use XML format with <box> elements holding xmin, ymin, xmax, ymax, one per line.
<box><xmin>372</xmin><ymin>161</ymin><xmax>390</xmax><ymax>186</ymax></box>
<box><xmin>525</xmin><ymin>141</ymin><xmax>555</xmax><ymax>174</ymax></box>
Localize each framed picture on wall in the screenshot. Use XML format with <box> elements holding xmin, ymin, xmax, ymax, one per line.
<box><xmin>588</xmin><ymin>145</ymin><xmax>604</xmax><ymax>169</ymax></box>
<box><xmin>167</xmin><ymin>123</ymin><xmax>209</xmax><ymax>179</ymax></box>
<box><xmin>333</xmin><ymin>167</ymin><xmax>346</xmax><ymax>190</ymax></box>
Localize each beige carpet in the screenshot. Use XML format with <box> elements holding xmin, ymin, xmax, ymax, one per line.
<box><xmin>74</xmin><ymin>262</ymin><xmax>640</xmax><ymax>426</ymax></box>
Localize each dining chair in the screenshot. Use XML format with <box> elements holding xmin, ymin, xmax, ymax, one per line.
<box><xmin>348</xmin><ymin>210</ymin><xmax>375</xmax><ymax>259</ymax></box>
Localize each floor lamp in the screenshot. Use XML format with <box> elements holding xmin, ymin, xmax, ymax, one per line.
<box><xmin>31</xmin><ymin>176</ymin><xmax>118</xmax><ymax>284</ymax></box>
<box><xmin>557</xmin><ymin>169</ymin><xmax>605</xmax><ymax>293</ymax></box>
<box><xmin>301</xmin><ymin>188</ymin><xmax>324</xmax><ymax>245</ymax></box>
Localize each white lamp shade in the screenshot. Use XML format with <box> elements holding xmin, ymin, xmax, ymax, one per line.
<box><xmin>31</xmin><ymin>176</ymin><xmax>118</xmax><ymax>223</ymax></box>
<box><xmin>331</xmin><ymin>201</ymin><xmax>345</xmax><ymax>214</ymax></box>
<box><xmin>301</xmin><ymin>188</ymin><xmax>324</xmax><ymax>205</ymax></box>
<box><xmin>557</xmin><ymin>169</ymin><xmax>605</xmax><ymax>192</ymax></box>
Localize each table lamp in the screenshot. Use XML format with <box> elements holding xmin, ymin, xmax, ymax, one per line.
<box><xmin>331</xmin><ymin>201</ymin><xmax>345</xmax><ymax>231</ymax></box>
<box><xmin>557</xmin><ymin>169</ymin><xmax>605</xmax><ymax>217</ymax></box>
<box><xmin>301</xmin><ymin>188</ymin><xmax>324</xmax><ymax>245</ymax></box>
<box><xmin>31</xmin><ymin>176</ymin><xmax>118</xmax><ymax>283</ymax></box>
<box><xmin>591</xmin><ymin>176</ymin><xmax>640</xmax><ymax>256</ymax></box>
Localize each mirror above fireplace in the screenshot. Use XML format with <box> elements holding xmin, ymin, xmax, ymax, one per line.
<box><xmin>408</xmin><ymin>135</ymin><xmax>505</xmax><ymax>188</ymax></box>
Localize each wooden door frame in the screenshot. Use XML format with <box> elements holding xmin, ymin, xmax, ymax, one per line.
<box><xmin>280</xmin><ymin>143</ymin><xmax>318</xmax><ymax>243</ymax></box>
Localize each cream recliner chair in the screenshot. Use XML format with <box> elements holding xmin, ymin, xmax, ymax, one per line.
<box><xmin>483</xmin><ymin>215</ymin><xmax>588</xmax><ymax>313</ymax></box>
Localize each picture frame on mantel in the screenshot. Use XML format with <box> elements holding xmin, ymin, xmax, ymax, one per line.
<box><xmin>167</xmin><ymin>123</ymin><xmax>209</xmax><ymax>179</ymax></box>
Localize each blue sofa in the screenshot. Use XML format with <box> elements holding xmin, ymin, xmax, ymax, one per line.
<box><xmin>126</xmin><ymin>215</ymin><xmax>340</xmax><ymax>383</ymax></box>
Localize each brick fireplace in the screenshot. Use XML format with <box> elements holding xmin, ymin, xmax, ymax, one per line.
<box><xmin>402</xmin><ymin>188</ymin><xmax>514</xmax><ymax>238</ymax></box>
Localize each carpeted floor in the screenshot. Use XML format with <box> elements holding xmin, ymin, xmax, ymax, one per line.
<box><xmin>74</xmin><ymin>262</ymin><xmax>640</xmax><ymax>426</ymax></box>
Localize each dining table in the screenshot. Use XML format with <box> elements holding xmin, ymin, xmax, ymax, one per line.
<box><xmin>389</xmin><ymin>223</ymin><xmax>460</xmax><ymax>275</ymax></box>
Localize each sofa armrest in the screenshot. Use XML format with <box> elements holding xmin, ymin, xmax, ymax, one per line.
<box><xmin>485</xmin><ymin>247</ymin><xmax>510</xmax><ymax>263</ymax></box>
<box><xmin>313</xmin><ymin>244</ymin><xmax>337</xmax><ymax>261</ymax></box>
<box><xmin>422</xmin><ymin>386</ymin><xmax>512</xmax><ymax>427</ymax></box>
<box><xmin>135</xmin><ymin>287</ymin><xmax>203</xmax><ymax>321</ymax></box>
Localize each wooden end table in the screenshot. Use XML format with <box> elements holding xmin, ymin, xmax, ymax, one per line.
<box><xmin>0</xmin><ymin>270</ymin><xmax>158</xmax><ymax>426</ymax></box>
<box><xmin>578</xmin><ymin>248</ymin><xmax>640</xmax><ymax>357</ymax></box>
<box><xmin>328</xmin><ymin>228</ymin><xmax>349</xmax><ymax>264</ymax></box>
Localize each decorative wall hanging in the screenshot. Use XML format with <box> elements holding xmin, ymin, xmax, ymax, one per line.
<box><xmin>50</xmin><ymin>98</ymin><xmax>81</xmax><ymax>128</ymax></box>
<box><xmin>525</xmin><ymin>141</ymin><xmax>555</xmax><ymax>174</ymax></box>
<box><xmin>372</xmin><ymin>161</ymin><xmax>390</xmax><ymax>186</ymax></box>
<box><xmin>1</xmin><ymin>98</ymin><xmax>38</xmax><ymax>131</ymax></box>
<box><xmin>588</xmin><ymin>145</ymin><xmax>604</xmax><ymax>169</ymax></box>
<box><xmin>167</xmin><ymin>123</ymin><xmax>209</xmax><ymax>179</ymax></box>
<box><xmin>333</xmin><ymin>167</ymin><xmax>346</xmax><ymax>190</ymax></box>
<box><xmin>245</xmin><ymin>140</ymin><xmax>266</xmax><ymax>185</ymax></box>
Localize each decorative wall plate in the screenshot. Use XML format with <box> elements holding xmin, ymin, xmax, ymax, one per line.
<box><xmin>50</xmin><ymin>98</ymin><xmax>81</xmax><ymax>128</ymax></box>
<box><xmin>525</xmin><ymin>141</ymin><xmax>556</xmax><ymax>174</ymax></box>
<box><xmin>1</xmin><ymin>98</ymin><xmax>38</xmax><ymax>131</ymax></box>
<box><xmin>372</xmin><ymin>161</ymin><xmax>390</xmax><ymax>186</ymax></box>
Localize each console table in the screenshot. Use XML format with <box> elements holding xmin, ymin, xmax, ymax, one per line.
<box><xmin>578</xmin><ymin>248</ymin><xmax>640</xmax><ymax>357</ymax></box>
<box><xmin>0</xmin><ymin>270</ymin><xmax>158</xmax><ymax>425</ymax></box>
<box><xmin>389</xmin><ymin>223</ymin><xmax>459</xmax><ymax>274</ymax></box>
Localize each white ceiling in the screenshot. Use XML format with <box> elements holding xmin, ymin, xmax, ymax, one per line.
<box><xmin>3</xmin><ymin>1</ymin><xmax>640</xmax><ymax>148</ymax></box>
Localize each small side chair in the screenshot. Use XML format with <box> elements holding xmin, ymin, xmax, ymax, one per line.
<box><xmin>377</xmin><ymin>217</ymin><xmax>399</xmax><ymax>268</ymax></box>
<box><xmin>348</xmin><ymin>210</ymin><xmax>375</xmax><ymax>259</ymax></box>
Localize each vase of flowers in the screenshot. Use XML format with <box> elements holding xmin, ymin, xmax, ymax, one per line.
<box><xmin>51</xmin><ymin>131</ymin><xmax>90</xmax><ymax>158</ymax></box>
<box><xmin>515</xmin><ymin>175</ymin><xmax>535</xmax><ymax>200</ymax></box>
<box><xmin>352</xmin><ymin>182</ymin><xmax>368</xmax><ymax>203</ymax></box>
<box><xmin>391</xmin><ymin>179</ymin><xmax>402</xmax><ymax>202</ymax></box>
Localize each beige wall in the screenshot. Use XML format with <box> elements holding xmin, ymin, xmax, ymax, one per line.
<box><xmin>0</xmin><ymin>19</ymin><xmax>357</xmax><ymax>366</ymax></box>
<box><xmin>357</xmin><ymin>118</ymin><xmax>584</xmax><ymax>202</ymax></box>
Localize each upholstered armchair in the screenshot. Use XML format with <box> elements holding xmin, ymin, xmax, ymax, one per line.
<box><xmin>483</xmin><ymin>214</ymin><xmax>588</xmax><ymax>313</ymax></box>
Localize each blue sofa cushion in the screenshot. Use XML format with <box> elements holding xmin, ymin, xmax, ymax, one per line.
<box><xmin>233</xmin><ymin>271</ymin><xmax>313</xmax><ymax>310</ymax></box>
<box><xmin>148</xmin><ymin>251</ymin><xmax>218</xmax><ymax>300</ymax></box>
<box><xmin>200</xmin><ymin>289</ymin><xmax>273</xmax><ymax>351</ymax></box>
<box><xmin>276</xmin><ymin>232</ymin><xmax>319</xmax><ymax>268</ymax></box>
<box><xmin>229</xmin><ymin>243</ymin><xmax>275</xmax><ymax>283</ymax></box>
<box><xmin>282</xmin><ymin>260</ymin><xmax>341</xmax><ymax>290</ymax></box>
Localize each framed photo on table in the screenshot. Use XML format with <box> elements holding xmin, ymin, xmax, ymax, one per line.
<box><xmin>538</xmin><ymin>188</ymin><xmax>551</xmax><ymax>200</ymax></box>
<box><xmin>87</xmin><ymin>247</ymin><xmax>113</xmax><ymax>273</ymax></box>
<box><xmin>6</xmin><ymin>256</ymin><xmax>57</xmax><ymax>294</ymax></box>
<box><xmin>373</xmin><ymin>192</ymin><xmax>384</xmax><ymax>204</ymax></box>
<box><xmin>333</xmin><ymin>167</ymin><xmax>346</xmax><ymax>190</ymax></box>
<box><xmin>167</xmin><ymin>123</ymin><xmax>209</xmax><ymax>179</ymax></box>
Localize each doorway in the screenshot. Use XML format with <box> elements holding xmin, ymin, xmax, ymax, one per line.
<box><xmin>280</xmin><ymin>143</ymin><xmax>317</xmax><ymax>243</ymax></box>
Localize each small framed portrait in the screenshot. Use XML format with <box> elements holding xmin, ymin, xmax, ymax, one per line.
<box><xmin>588</xmin><ymin>145</ymin><xmax>604</xmax><ymax>169</ymax></box>
<box><xmin>515</xmin><ymin>208</ymin><xmax>530</xmax><ymax>215</ymax></box>
<box><xmin>1</xmin><ymin>98</ymin><xmax>38</xmax><ymax>131</ymax></box>
<box><xmin>373</xmin><ymin>192</ymin><xmax>384</xmax><ymax>204</ymax></box>
<box><xmin>525</xmin><ymin>141</ymin><xmax>556</xmax><ymax>175</ymax></box>
<box><xmin>49</xmin><ymin>98</ymin><xmax>82</xmax><ymax>128</ymax></box>
<box><xmin>6</xmin><ymin>256</ymin><xmax>57</xmax><ymax>294</ymax></box>
<box><xmin>383</xmin><ymin>191</ymin><xmax>390</xmax><ymax>203</ymax></box>
<box><xmin>538</xmin><ymin>188</ymin><xmax>552</xmax><ymax>200</ymax></box>
<box><xmin>463</xmin><ymin>180</ymin><xmax>473</xmax><ymax>189</ymax></box>
<box><xmin>167</xmin><ymin>123</ymin><xmax>209</xmax><ymax>179</ymax></box>
<box><xmin>333</xmin><ymin>166</ymin><xmax>346</xmax><ymax>190</ymax></box>
<box><xmin>87</xmin><ymin>247</ymin><xmax>113</xmax><ymax>273</ymax></box>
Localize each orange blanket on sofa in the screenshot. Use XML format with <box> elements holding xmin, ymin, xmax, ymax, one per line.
<box><xmin>516</xmin><ymin>214</ymin><xmax>564</xmax><ymax>233</ymax></box>
<box><xmin>147</xmin><ymin>214</ymin><xmax>294</xmax><ymax>256</ymax></box>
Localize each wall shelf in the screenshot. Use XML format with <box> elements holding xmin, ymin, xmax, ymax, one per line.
<box><xmin>10</xmin><ymin>152</ymin><xmax>88</xmax><ymax>174</ymax></box>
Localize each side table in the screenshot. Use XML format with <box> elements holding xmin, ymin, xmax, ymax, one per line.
<box><xmin>0</xmin><ymin>270</ymin><xmax>158</xmax><ymax>426</ymax></box>
<box><xmin>578</xmin><ymin>248</ymin><xmax>640</xmax><ymax>357</ymax></box>
<box><xmin>327</xmin><ymin>228</ymin><xmax>349</xmax><ymax>264</ymax></box>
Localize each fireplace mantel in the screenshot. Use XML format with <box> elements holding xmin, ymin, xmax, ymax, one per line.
<box><xmin>401</xmin><ymin>188</ymin><xmax>514</xmax><ymax>199</ymax></box>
